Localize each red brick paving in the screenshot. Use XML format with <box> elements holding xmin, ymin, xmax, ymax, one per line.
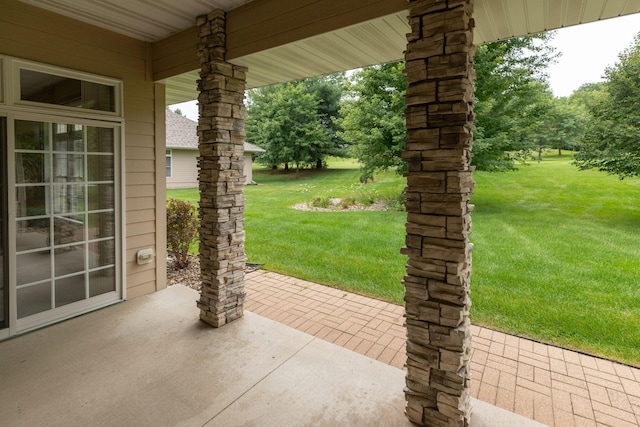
<box><xmin>245</xmin><ymin>270</ymin><xmax>640</xmax><ymax>427</ymax></box>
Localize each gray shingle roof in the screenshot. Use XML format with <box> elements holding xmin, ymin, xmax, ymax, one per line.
<box><xmin>166</xmin><ymin>109</ymin><xmax>265</xmax><ymax>153</ymax></box>
<box><xmin>166</xmin><ymin>109</ymin><xmax>198</xmax><ymax>149</ymax></box>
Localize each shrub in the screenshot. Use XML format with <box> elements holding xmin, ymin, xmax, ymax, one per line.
<box><xmin>167</xmin><ymin>198</ymin><xmax>199</xmax><ymax>269</ymax></box>
<box><xmin>385</xmin><ymin>192</ymin><xmax>406</xmax><ymax>211</ymax></box>
<box><xmin>311</xmin><ymin>195</ymin><xmax>331</xmax><ymax>208</ymax></box>
<box><xmin>340</xmin><ymin>197</ymin><xmax>356</xmax><ymax>209</ymax></box>
<box><xmin>355</xmin><ymin>187</ymin><xmax>379</xmax><ymax>206</ymax></box>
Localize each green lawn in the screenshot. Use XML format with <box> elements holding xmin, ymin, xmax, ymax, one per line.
<box><xmin>471</xmin><ymin>155</ymin><xmax>640</xmax><ymax>365</ymax></box>
<box><xmin>167</xmin><ymin>155</ymin><xmax>640</xmax><ymax>365</ymax></box>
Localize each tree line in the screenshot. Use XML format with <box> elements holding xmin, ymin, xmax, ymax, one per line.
<box><xmin>246</xmin><ymin>31</ymin><xmax>640</xmax><ymax>180</ymax></box>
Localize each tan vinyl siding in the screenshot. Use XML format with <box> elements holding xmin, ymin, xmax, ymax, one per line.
<box><xmin>1</xmin><ymin>0</ymin><xmax>166</xmax><ymax>298</ymax></box>
<box><xmin>244</xmin><ymin>153</ymin><xmax>254</xmax><ymax>184</ymax></box>
<box><xmin>166</xmin><ymin>149</ymin><xmax>199</xmax><ymax>189</ymax></box>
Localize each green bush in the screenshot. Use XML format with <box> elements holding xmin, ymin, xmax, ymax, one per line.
<box><xmin>354</xmin><ymin>186</ymin><xmax>379</xmax><ymax>206</ymax></box>
<box><xmin>167</xmin><ymin>198</ymin><xmax>199</xmax><ymax>269</ymax></box>
<box><xmin>340</xmin><ymin>197</ymin><xmax>356</xmax><ymax>209</ymax></box>
<box><xmin>311</xmin><ymin>195</ymin><xmax>331</xmax><ymax>208</ymax></box>
<box><xmin>384</xmin><ymin>192</ymin><xmax>406</xmax><ymax>211</ymax></box>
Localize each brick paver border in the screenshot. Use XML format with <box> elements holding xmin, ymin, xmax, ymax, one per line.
<box><xmin>244</xmin><ymin>270</ymin><xmax>640</xmax><ymax>427</ymax></box>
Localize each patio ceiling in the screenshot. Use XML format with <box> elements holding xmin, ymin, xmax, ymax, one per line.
<box><xmin>20</xmin><ymin>0</ymin><xmax>640</xmax><ymax>103</ymax></box>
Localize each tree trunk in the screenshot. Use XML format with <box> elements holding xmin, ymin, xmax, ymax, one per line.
<box><xmin>316</xmin><ymin>158</ymin><xmax>322</xmax><ymax>169</ymax></box>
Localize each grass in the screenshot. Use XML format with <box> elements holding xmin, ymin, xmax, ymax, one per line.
<box><xmin>245</xmin><ymin>158</ymin><xmax>407</xmax><ymax>303</ymax></box>
<box><xmin>471</xmin><ymin>155</ymin><xmax>640</xmax><ymax>365</ymax></box>
<box><xmin>167</xmin><ymin>154</ymin><xmax>640</xmax><ymax>365</ymax></box>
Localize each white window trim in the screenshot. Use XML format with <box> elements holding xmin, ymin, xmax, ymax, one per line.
<box><xmin>166</xmin><ymin>149</ymin><xmax>173</xmax><ymax>178</ymax></box>
<box><xmin>0</xmin><ymin>56</ymin><xmax>4</xmax><ymax>105</ymax></box>
<box><xmin>6</xmin><ymin>57</ymin><xmax>123</xmax><ymax>122</ymax></box>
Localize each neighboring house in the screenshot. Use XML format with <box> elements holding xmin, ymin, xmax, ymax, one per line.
<box><xmin>0</xmin><ymin>1</ymin><xmax>634</xmax><ymax>426</ymax></box>
<box><xmin>165</xmin><ymin>109</ymin><xmax>264</xmax><ymax>188</ymax></box>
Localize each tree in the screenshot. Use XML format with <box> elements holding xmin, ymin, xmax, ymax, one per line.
<box><xmin>520</xmin><ymin>88</ymin><xmax>585</xmax><ymax>160</ymax></box>
<box><xmin>299</xmin><ymin>73</ymin><xmax>347</xmax><ymax>168</ymax></box>
<box><xmin>573</xmin><ymin>34</ymin><xmax>640</xmax><ymax>178</ymax></box>
<box><xmin>246</xmin><ymin>82</ymin><xmax>328</xmax><ymax>171</ymax></box>
<box><xmin>472</xmin><ymin>33</ymin><xmax>559</xmax><ymax>170</ymax></box>
<box><xmin>339</xmin><ymin>34</ymin><xmax>558</xmax><ymax>179</ymax></box>
<box><xmin>339</xmin><ymin>62</ymin><xmax>407</xmax><ymax>182</ymax></box>
<box><xmin>245</xmin><ymin>74</ymin><xmax>345</xmax><ymax>171</ymax></box>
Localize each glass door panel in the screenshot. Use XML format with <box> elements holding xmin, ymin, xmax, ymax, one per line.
<box><xmin>13</xmin><ymin>119</ymin><xmax>118</xmax><ymax>327</ymax></box>
<box><xmin>1</xmin><ymin>117</ymin><xmax>7</xmax><ymax>330</ymax></box>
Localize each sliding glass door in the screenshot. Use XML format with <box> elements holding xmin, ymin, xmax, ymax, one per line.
<box><xmin>0</xmin><ymin>117</ymin><xmax>7</xmax><ymax>333</ymax></box>
<box><xmin>11</xmin><ymin>117</ymin><xmax>120</xmax><ymax>332</ymax></box>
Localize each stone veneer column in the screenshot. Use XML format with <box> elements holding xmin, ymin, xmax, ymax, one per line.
<box><xmin>196</xmin><ymin>10</ymin><xmax>248</xmax><ymax>327</ymax></box>
<box><xmin>402</xmin><ymin>0</ymin><xmax>475</xmax><ymax>426</ymax></box>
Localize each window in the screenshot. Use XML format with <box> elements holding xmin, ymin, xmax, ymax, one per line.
<box><xmin>0</xmin><ymin>57</ymin><xmax>123</xmax><ymax>336</ymax></box>
<box><xmin>166</xmin><ymin>150</ymin><xmax>172</xmax><ymax>178</ymax></box>
<box><xmin>20</xmin><ymin>69</ymin><xmax>115</xmax><ymax>112</ymax></box>
<box><xmin>12</xmin><ymin>59</ymin><xmax>121</xmax><ymax>116</ymax></box>
<box><xmin>14</xmin><ymin>120</ymin><xmax>118</xmax><ymax>320</ymax></box>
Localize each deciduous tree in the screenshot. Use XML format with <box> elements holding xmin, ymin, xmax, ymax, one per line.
<box><xmin>339</xmin><ymin>62</ymin><xmax>406</xmax><ymax>182</ymax></box>
<box><xmin>573</xmin><ymin>34</ymin><xmax>640</xmax><ymax>178</ymax></box>
<box><xmin>339</xmin><ymin>33</ymin><xmax>558</xmax><ymax>179</ymax></box>
<box><xmin>245</xmin><ymin>74</ymin><xmax>345</xmax><ymax>171</ymax></box>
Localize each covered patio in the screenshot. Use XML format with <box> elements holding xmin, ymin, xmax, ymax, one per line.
<box><xmin>2</xmin><ymin>274</ymin><xmax>639</xmax><ymax>426</ymax></box>
<box><xmin>0</xmin><ymin>283</ymin><xmax>543</xmax><ymax>427</ymax></box>
<box><xmin>2</xmin><ymin>0</ymin><xmax>640</xmax><ymax>426</ymax></box>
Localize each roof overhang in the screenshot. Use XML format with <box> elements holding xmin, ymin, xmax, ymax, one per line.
<box><xmin>19</xmin><ymin>0</ymin><xmax>640</xmax><ymax>104</ymax></box>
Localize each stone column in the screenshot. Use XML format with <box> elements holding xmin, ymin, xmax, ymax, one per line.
<box><xmin>402</xmin><ymin>0</ymin><xmax>475</xmax><ymax>426</ymax></box>
<box><xmin>196</xmin><ymin>10</ymin><xmax>248</xmax><ymax>327</ymax></box>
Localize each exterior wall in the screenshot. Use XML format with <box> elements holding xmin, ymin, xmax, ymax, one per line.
<box><xmin>244</xmin><ymin>153</ymin><xmax>254</xmax><ymax>184</ymax></box>
<box><xmin>0</xmin><ymin>0</ymin><xmax>166</xmax><ymax>298</ymax></box>
<box><xmin>167</xmin><ymin>149</ymin><xmax>199</xmax><ymax>189</ymax></box>
<box><xmin>166</xmin><ymin>150</ymin><xmax>254</xmax><ymax>188</ymax></box>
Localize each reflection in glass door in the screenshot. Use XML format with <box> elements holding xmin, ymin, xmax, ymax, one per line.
<box><xmin>1</xmin><ymin>117</ymin><xmax>7</xmax><ymax>331</ymax></box>
<box><xmin>13</xmin><ymin>119</ymin><xmax>118</xmax><ymax>329</ymax></box>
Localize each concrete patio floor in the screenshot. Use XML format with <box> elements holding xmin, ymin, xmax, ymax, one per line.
<box><xmin>0</xmin><ymin>284</ymin><xmax>546</xmax><ymax>427</ymax></box>
<box><xmin>244</xmin><ymin>270</ymin><xmax>640</xmax><ymax>427</ymax></box>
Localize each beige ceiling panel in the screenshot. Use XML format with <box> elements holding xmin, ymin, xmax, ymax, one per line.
<box><xmin>484</xmin><ymin>1</ymin><xmax>512</xmax><ymax>39</ymax></box>
<box><xmin>603</xmin><ymin>0</ymin><xmax>628</xmax><ymax>14</ymax></box>
<box><xmin>622</xmin><ymin>0</ymin><xmax>640</xmax><ymax>14</ymax></box>
<box><xmin>582</xmin><ymin>0</ymin><xmax>607</xmax><ymax>21</ymax></box>
<box><xmin>563</xmin><ymin>0</ymin><xmax>586</xmax><ymax>25</ymax></box>
<box><xmin>546</xmin><ymin>0</ymin><xmax>565</xmax><ymax>29</ymax></box>
<box><xmin>604</xmin><ymin>0</ymin><xmax>639</xmax><ymax>16</ymax></box>
<box><xmin>524</xmin><ymin>0</ymin><xmax>547</xmax><ymax>34</ymax></box>
<box><xmin>473</xmin><ymin>3</ymin><xmax>499</xmax><ymax>43</ymax></box>
<box><xmin>20</xmin><ymin>0</ymin><xmax>253</xmax><ymax>41</ymax></box>
<box><xmin>504</xmin><ymin>1</ymin><xmax>529</xmax><ymax>35</ymax></box>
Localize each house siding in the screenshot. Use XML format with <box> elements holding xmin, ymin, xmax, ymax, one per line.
<box><xmin>244</xmin><ymin>153</ymin><xmax>254</xmax><ymax>184</ymax></box>
<box><xmin>0</xmin><ymin>0</ymin><xmax>166</xmax><ymax>298</ymax></box>
<box><xmin>167</xmin><ymin>149</ymin><xmax>199</xmax><ymax>189</ymax></box>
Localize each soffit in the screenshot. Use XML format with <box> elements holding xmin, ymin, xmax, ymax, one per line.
<box><xmin>19</xmin><ymin>0</ymin><xmax>253</xmax><ymax>42</ymax></box>
<box><xmin>19</xmin><ymin>0</ymin><xmax>640</xmax><ymax>104</ymax></box>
